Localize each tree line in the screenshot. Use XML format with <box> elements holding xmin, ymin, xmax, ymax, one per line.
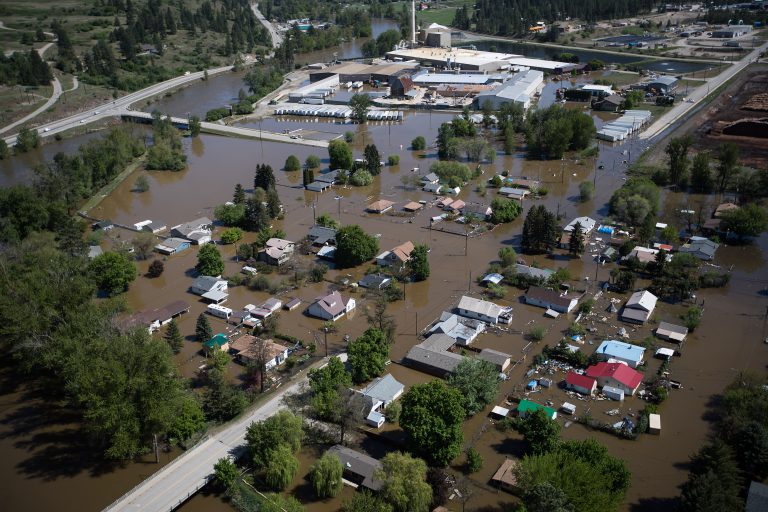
<box><xmin>0</xmin><ymin>49</ymin><xmax>52</xmax><ymax>87</ymax></box>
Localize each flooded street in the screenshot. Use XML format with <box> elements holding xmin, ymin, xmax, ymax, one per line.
<box><xmin>1</xmin><ymin>33</ymin><xmax>767</xmax><ymax>512</ymax></box>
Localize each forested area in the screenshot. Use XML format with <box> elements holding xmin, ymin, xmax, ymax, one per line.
<box><xmin>0</xmin><ymin>50</ymin><xmax>53</xmax><ymax>87</ymax></box>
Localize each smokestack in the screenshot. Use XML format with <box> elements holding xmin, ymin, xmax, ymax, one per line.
<box><xmin>412</xmin><ymin>0</ymin><xmax>417</xmax><ymax>45</ymax></box>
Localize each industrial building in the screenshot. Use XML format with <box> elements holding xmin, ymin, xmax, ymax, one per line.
<box><xmin>711</xmin><ymin>25</ymin><xmax>752</xmax><ymax>38</ymax></box>
<box><xmin>386</xmin><ymin>46</ymin><xmax>577</xmax><ymax>74</ymax></box>
<box><xmin>309</xmin><ymin>62</ymin><xmax>418</xmax><ymax>85</ymax></box>
<box><xmin>473</xmin><ymin>69</ymin><xmax>544</xmax><ymax>110</ymax></box>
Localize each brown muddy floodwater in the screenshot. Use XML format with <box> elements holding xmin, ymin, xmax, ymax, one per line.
<box><xmin>2</xmin><ymin>59</ymin><xmax>768</xmax><ymax>512</ymax></box>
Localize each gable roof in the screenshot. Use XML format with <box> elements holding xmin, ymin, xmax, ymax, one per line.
<box><xmin>478</xmin><ymin>348</ymin><xmax>511</xmax><ymax>367</ymax></box>
<box><xmin>327</xmin><ymin>445</ymin><xmax>383</xmax><ymax>491</ymax></box>
<box><xmin>390</xmin><ymin>241</ymin><xmax>415</xmax><ymax>262</ymax></box>
<box><xmin>566</xmin><ymin>371</ymin><xmax>597</xmax><ymax>390</ymax></box>
<box><xmin>586</xmin><ymin>362</ymin><xmax>643</xmax><ymax>389</ymax></box>
<box><xmin>311</xmin><ymin>291</ymin><xmax>348</xmax><ymax>317</ymax></box>
<box><xmin>191</xmin><ymin>275</ymin><xmax>226</xmax><ymax>292</ymax></box>
<box><xmin>679</xmin><ymin>237</ymin><xmax>718</xmax><ymax>258</ymax></box>
<box><xmin>172</xmin><ymin>217</ymin><xmax>212</xmax><ymax>237</ymax></box>
<box><xmin>516</xmin><ymin>264</ymin><xmax>554</xmax><ymax>280</ymax></box>
<box><xmin>229</xmin><ymin>334</ymin><xmax>288</xmax><ymax>361</ymax></box>
<box><xmin>457</xmin><ymin>295</ymin><xmax>502</xmax><ymax>319</ymax></box>
<box><xmin>656</xmin><ymin>321</ymin><xmax>688</xmax><ymax>341</ymax></box>
<box><xmin>421</xmin><ymin>172</ymin><xmax>439</xmax><ymax>182</ymax></box>
<box><xmin>404</xmin><ymin>345</ymin><xmax>464</xmax><ymax>374</ymax></box>
<box><xmin>596</xmin><ymin>340</ymin><xmax>646</xmax><ymax>363</ymax></box>
<box><xmin>525</xmin><ymin>286</ymin><xmax>573</xmax><ymax>309</ymax></box>
<box><xmin>564</xmin><ymin>216</ymin><xmax>597</xmax><ymax>233</ymax></box>
<box><xmin>362</xmin><ymin>374</ymin><xmax>404</xmax><ymax>403</ymax></box>
<box><xmin>367</xmin><ymin>199</ymin><xmax>394</xmax><ymax>212</ymax></box>
<box><xmin>358</xmin><ymin>273</ymin><xmax>392</xmax><ymax>289</ymax></box>
<box><xmin>626</xmin><ymin>290</ymin><xmax>658</xmax><ymax>311</ymax></box>
<box><xmin>308</xmin><ymin>225</ymin><xmax>337</xmax><ymax>245</ymax></box>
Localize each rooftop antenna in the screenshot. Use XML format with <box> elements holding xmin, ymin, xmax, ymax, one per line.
<box><xmin>411</xmin><ymin>0</ymin><xmax>417</xmax><ymax>46</ymax></box>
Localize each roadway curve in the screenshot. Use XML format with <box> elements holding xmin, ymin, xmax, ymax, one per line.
<box><xmin>103</xmin><ymin>354</ymin><xmax>346</xmax><ymax>512</ymax></box>
<box><xmin>0</xmin><ymin>77</ymin><xmax>62</xmax><ymax>135</ymax></box>
<box><xmin>641</xmin><ymin>41</ymin><xmax>768</xmax><ymax>141</ymax></box>
<box><xmin>1</xmin><ymin>66</ymin><xmax>234</xmax><ymax>146</ymax></box>
<box><xmin>251</xmin><ymin>3</ymin><xmax>283</xmax><ymax>48</ymax></box>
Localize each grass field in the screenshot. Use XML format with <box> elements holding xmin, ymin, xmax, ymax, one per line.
<box><xmin>392</xmin><ymin>0</ymin><xmax>474</xmax><ymax>28</ymax></box>
<box><xmin>0</xmin><ymin>84</ymin><xmax>52</xmax><ymax>126</ymax></box>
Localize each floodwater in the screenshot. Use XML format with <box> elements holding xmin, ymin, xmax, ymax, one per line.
<box><xmin>2</xmin><ymin>44</ymin><xmax>768</xmax><ymax>512</ymax></box>
<box><xmin>463</xmin><ymin>40</ymin><xmax>717</xmax><ymax>74</ymax></box>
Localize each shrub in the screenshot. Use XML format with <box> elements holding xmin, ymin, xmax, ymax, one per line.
<box><xmin>579</xmin><ymin>181</ymin><xmax>595</xmax><ymax>201</ymax></box>
<box><xmin>528</xmin><ymin>326</ymin><xmax>547</xmax><ymax>341</ymax></box>
<box><xmin>221</xmin><ymin>228</ymin><xmax>244</xmax><ymax>244</ymax></box>
<box><xmin>350</xmin><ymin>169</ymin><xmax>373</xmax><ymax>186</ymax></box>
<box><xmin>387</xmin><ymin>154</ymin><xmax>400</xmax><ymax>166</ymax></box>
<box><xmin>284</xmin><ymin>155</ymin><xmax>300</xmax><ymax>172</ymax></box>
<box><xmin>344</xmin><ymin>131</ymin><xmax>355</xmax><ymax>143</ymax></box>
<box><xmin>305</xmin><ymin>154</ymin><xmax>321</xmax><ymax>169</ymax></box>
<box><xmin>466</xmin><ymin>448</ymin><xmax>483</xmax><ymax>473</ymax></box>
<box><xmin>411</xmin><ymin>136</ymin><xmax>426</xmax><ymax>150</ymax></box>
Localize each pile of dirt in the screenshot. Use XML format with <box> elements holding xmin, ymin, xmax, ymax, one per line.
<box><xmin>721</xmin><ymin>117</ymin><xmax>768</xmax><ymax>138</ymax></box>
<box><xmin>743</xmin><ymin>93</ymin><xmax>768</xmax><ymax>112</ymax></box>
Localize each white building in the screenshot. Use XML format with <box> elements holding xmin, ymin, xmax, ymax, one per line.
<box><xmin>456</xmin><ymin>295</ymin><xmax>512</xmax><ymax>324</ymax></box>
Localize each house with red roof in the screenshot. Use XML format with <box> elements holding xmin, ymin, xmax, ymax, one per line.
<box><xmin>565</xmin><ymin>371</ymin><xmax>597</xmax><ymax>395</ymax></box>
<box><xmin>585</xmin><ymin>362</ymin><xmax>643</xmax><ymax>396</ymax></box>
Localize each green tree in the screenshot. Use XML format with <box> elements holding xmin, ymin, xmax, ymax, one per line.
<box><xmin>335</xmin><ymin>225</ymin><xmax>379</xmax><ymax>268</ymax></box>
<box><xmin>348</xmin><ymin>328</ymin><xmax>389</xmax><ymax>384</ymax></box>
<box><xmin>568</xmin><ymin>222</ymin><xmax>585</xmax><ymax>256</ymax></box>
<box><xmin>499</xmin><ymin>246</ymin><xmax>517</xmax><ymax>267</ymax></box>
<box><xmin>195</xmin><ymin>313</ymin><xmax>212</xmax><ymax>341</ymax></box>
<box><xmin>0</xmin><ymin>140</ymin><xmax>9</xmax><ymax>159</ymax></box>
<box><xmin>88</xmin><ymin>251</ymin><xmax>137</xmax><ymax>295</ymax></box>
<box><xmin>447</xmin><ymin>358</ymin><xmax>498</xmax><ymax>416</ymax></box>
<box><xmin>517</xmin><ymin>439</ymin><xmax>630</xmax><ymax>512</ymax></box>
<box><xmin>732</xmin><ymin>421</ymin><xmax>768</xmax><ymax>481</ymax></box>
<box><xmin>524</xmin><ymin>482</ymin><xmax>574</xmax><ymax>512</ymax></box>
<box><xmin>350</xmin><ymin>93</ymin><xmax>372</xmax><ymax>123</ymax></box>
<box><xmin>666</xmin><ymin>136</ymin><xmax>693</xmax><ymax>188</ymax></box>
<box><xmin>364</xmin><ymin>143</ymin><xmax>382</xmax><ymax>176</ymax></box>
<box><xmin>264</xmin><ymin>443</ymin><xmax>299</xmax><ymax>490</ymax></box>
<box><xmin>329</xmin><ymin>139</ymin><xmax>353</xmax><ymax>170</ymax></box>
<box><xmin>220</xmin><ymin>227</ymin><xmax>243</xmax><ymax>244</ymax></box>
<box><xmin>189</xmin><ymin>115</ymin><xmax>201</xmax><ymax>137</ymax></box>
<box><xmin>466</xmin><ymin>447</ymin><xmax>483</xmax><ymax>473</ymax></box>
<box><xmin>691</xmin><ymin>152</ymin><xmax>714</xmax><ymax>193</ymax></box>
<box><xmin>215</xmin><ymin>202</ymin><xmax>246</xmax><ymax>226</ymax></box>
<box><xmin>376</xmin><ymin>451</ymin><xmax>433</xmax><ymax>512</ymax></box>
<box><xmin>245</xmin><ymin>410</ymin><xmax>303</xmax><ymax>468</ymax></box>
<box><xmin>350</xmin><ymin>169</ymin><xmax>373</xmax><ymax>186</ymax></box>
<box><xmin>579</xmin><ymin>181</ymin><xmax>594</xmax><ymax>201</ymax></box>
<box><xmin>202</xmin><ymin>367</ymin><xmax>249</xmax><ymax>422</ymax></box>
<box><xmin>285</xmin><ymin>155</ymin><xmax>300</xmax><ymax>172</ymax></box>
<box><xmin>214</xmin><ymin>457</ymin><xmax>240</xmax><ymax>492</ymax></box>
<box><xmin>490</xmin><ymin>197</ymin><xmax>523</xmax><ymax>224</ymax></box>
<box><xmin>254</xmin><ymin>163</ymin><xmax>276</xmax><ymax>192</ymax></box>
<box><xmin>400</xmin><ymin>380</ymin><xmax>465</xmax><ymax>466</ymax></box>
<box><xmin>342</xmin><ymin>490</ymin><xmax>393</xmax><ymax>512</ymax></box>
<box><xmin>716</xmin><ymin>142</ymin><xmax>739</xmax><ymax>194</ymax></box>
<box><xmin>305</xmin><ymin>154</ymin><xmax>321</xmax><ymax>169</ymax></box>
<box><xmin>623</xmin><ymin>90</ymin><xmax>644</xmax><ymax>109</ymax></box>
<box><xmin>310</xmin><ymin>452</ymin><xmax>343</xmax><ymax>498</ymax></box>
<box><xmin>722</xmin><ymin>203</ymin><xmax>768</xmax><ymax>241</ymax></box>
<box><xmin>315</xmin><ymin>213</ymin><xmax>339</xmax><ymax>230</ymax></box>
<box><xmin>522</xmin><ymin>205</ymin><xmax>559</xmax><ymax>253</ymax></box>
<box><xmin>411</xmin><ymin>136</ymin><xmax>426</xmax><ymax>150</ymax></box>
<box><xmin>196</xmin><ymin>243</ymin><xmax>224</xmax><ymax>276</ymax></box>
<box><xmin>14</xmin><ymin>126</ymin><xmax>39</xmax><ymax>153</ymax></box>
<box><xmin>134</xmin><ymin>174</ymin><xmax>150</xmax><ymax>192</ymax></box>
<box><xmin>659</xmin><ymin>225</ymin><xmax>678</xmax><ymax>244</ymax></box>
<box><xmin>167</xmin><ymin>395</ymin><xmax>205</xmax><ymax>442</ymax></box>
<box><xmin>147</xmin><ymin>259</ymin><xmax>164</xmax><ymax>278</ymax></box>
<box><xmin>308</xmin><ymin>356</ymin><xmax>352</xmax><ymax>420</ymax></box>
<box><xmin>233</xmin><ymin>183</ymin><xmax>246</xmax><ymax>204</ymax></box>
<box><xmin>518</xmin><ymin>408</ymin><xmax>562</xmax><ymax>455</ymax></box>
<box><xmin>164</xmin><ymin>319</ymin><xmax>183</xmax><ymax>354</ymax></box>
<box><xmin>680</xmin><ymin>441</ymin><xmax>743</xmax><ymax>512</ymax></box>
<box><xmin>407</xmin><ymin>244</ymin><xmax>430</xmax><ymax>281</ymax></box>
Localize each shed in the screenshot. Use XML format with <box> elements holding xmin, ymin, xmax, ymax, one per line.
<box><xmin>655</xmin><ymin>321</ymin><xmax>688</xmax><ymax>343</ymax></box>
<box><xmin>526</xmin><ymin>380</ymin><xmax>538</xmax><ymax>391</ymax></box>
<box><xmin>481</xmin><ymin>273</ymin><xmax>504</xmax><ymax>286</ymax></box>
<box><xmin>516</xmin><ymin>399</ymin><xmax>557</xmax><ymax>420</ymax></box>
<box><xmin>367</xmin><ymin>199</ymin><xmax>394</xmax><ymax>214</ymax></box>
<box><xmin>648</xmin><ymin>413</ymin><xmax>661</xmax><ymax>435</ymax></box>
<box><xmin>561</xmin><ymin>402</ymin><xmax>577</xmax><ymax>415</ymax></box>
<box><xmin>602</xmin><ymin>385</ymin><xmax>625</xmax><ymax>401</ymax></box>
<box><xmin>655</xmin><ymin>347</ymin><xmax>675</xmax><ymax>360</ymax></box>
<box><xmin>402</xmin><ymin>201</ymin><xmax>423</xmax><ymax>212</ymax></box>
<box><xmin>491</xmin><ymin>459</ymin><xmax>520</xmax><ymax>493</ymax></box>
<box><xmin>284</xmin><ymin>298</ymin><xmax>302</xmax><ymax>311</ymax></box>
<box><xmin>478</xmin><ymin>348</ymin><xmax>511</xmax><ymax>371</ymax></box>
<box><xmin>538</xmin><ymin>378</ymin><xmax>553</xmax><ymax>388</ymax></box>
<box><xmin>491</xmin><ymin>405</ymin><xmax>510</xmax><ymax>419</ymax></box>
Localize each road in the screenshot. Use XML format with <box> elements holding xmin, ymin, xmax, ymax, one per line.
<box><xmin>251</xmin><ymin>3</ymin><xmax>283</xmax><ymax>48</ymax></box>
<box><xmin>0</xmin><ymin>77</ymin><xmax>62</xmax><ymax>135</ymax></box>
<box><xmin>104</xmin><ymin>354</ymin><xmax>346</xmax><ymax>512</ymax></box>
<box><xmin>1</xmin><ymin>65</ymin><xmax>234</xmax><ymax>146</ymax></box>
<box><xmin>640</xmin><ymin>41</ymin><xmax>768</xmax><ymax>141</ymax></box>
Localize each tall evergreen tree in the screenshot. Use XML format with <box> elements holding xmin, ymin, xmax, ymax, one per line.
<box><xmin>266</xmin><ymin>187</ymin><xmax>281</xmax><ymax>218</ymax></box>
<box><xmin>244</xmin><ymin>197</ymin><xmax>269</xmax><ymax>232</ymax></box>
<box><xmin>364</xmin><ymin>144</ymin><xmax>382</xmax><ymax>176</ymax></box>
<box><xmin>233</xmin><ymin>183</ymin><xmax>245</xmax><ymax>204</ymax></box>
<box><xmin>254</xmin><ymin>163</ymin><xmax>276</xmax><ymax>192</ymax></box>
<box><xmin>680</xmin><ymin>441</ymin><xmax>743</xmax><ymax>512</ymax></box>
<box><xmin>568</xmin><ymin>222</ymin><xmax>585</xmax><ymax>256</ymax></box>
<box><xmin>196</xmin><ymin>313</ymin><xmax>213</xmax><ymax>342</ymax></box>
<box><xmin>522</xmin><ymin>205</ymin><xmax>559</xmax><ymax>253</ymax></box>
<box><xmin>164</xmin><ymin>318</ymin><xmax>184</xmax><ymax>354</ymax></box>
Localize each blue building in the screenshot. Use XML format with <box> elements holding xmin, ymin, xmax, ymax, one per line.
<box><xmin>595</xmin><ymin>340</ymin><xmax>646</xmax><ymax>368</ymax></box>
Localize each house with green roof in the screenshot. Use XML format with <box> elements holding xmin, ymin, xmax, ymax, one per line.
<box><xmin>203</xmin><ymin>333</ymin><xmax>229</xmax><ymax>354</ymax></box>
<box><xmin>516</xmin><ymin>399</ymin><xmax>557</xmax><ymax>420</ymax></box>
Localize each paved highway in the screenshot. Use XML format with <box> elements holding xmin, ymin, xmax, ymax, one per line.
<box><xmin>104</xmin><ymin>354</ymin><xmax>346</xmax><ymax>512</ymax></box>
<box><xmin>0</xmin><ymin>76</ymin><xmax>62</xmax><ymax>135</ymax></box>
<box><xmin>251</xmin><ymin>3</ymin><xmax>283</xmax><ymax>49</ymax></box>
<box><xmin>640</xmin><ymin>41</ymin><xmax>768</xmax><ymax>141</ymax></box>
<box><xmin>1</xmin><ymin>65</ymin><xmax>234</xmax><ymax>146</ymax></box>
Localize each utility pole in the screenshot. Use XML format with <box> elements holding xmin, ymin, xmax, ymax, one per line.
<box><xmin>323</xmin><ymin>327</ymin><xmax>329</xmax><ymax>357</ymax></box>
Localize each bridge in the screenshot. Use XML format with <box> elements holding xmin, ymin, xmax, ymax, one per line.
<box><xmin>103</xmin><ymin>354</ymin><xmax>346</xmax><ymax>512</ymax></box>
<box><xmin>122</xmin><ymin>111</ymin><xmax>331</xmax><ymax>147</ymax></box>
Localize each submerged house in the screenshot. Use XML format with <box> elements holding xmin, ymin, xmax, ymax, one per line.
<box><xmin>586</xmin><ymin>362</ymin><xmax>644</xmax><ymax>396</ymax></box>
<box><xmin>456</xmin><ymin>295</ymin><xmax>513</xmax><ymax>325</ymax></box>
<box><xmin>620</xmin><ymin>290</ymin><xmax>658</xmax><ymax>324</ymax></box>
<box><xmin>306</xmin><ymin>291</ymin><xmax>356</xmax><ymax>321</ymax></box>
<box><xmin>361</xmin><ymin>374</ymin><xmax>405</xmax><ymax>428</ymax></box>
<box><xmin>595</xmin><ymin>340</ymin><xmax>646</xmax><ymax>368</ymax></box>
<box><xmin>170</xmin><ymin>217</ymin><xmax>213</xmax><ymax>245</ymax></box>
<box><xmin>427</xmin><ymin>311</ymin><xmax>486</xmax><ymax>345</ymax></box>
<box><xmin>524</xmin><ymin>286</ymin><xmax>578</xmax><ymax>313</ymax></box>
<box><xmin>326</xmin><ymin>445</ymin><xmax>383</xmax><ymax>491</ymax></box>
<box><xmin>259</xmin><ymin>238</ymin><xmax>295</xmax><ymax>265</ymax></box>
<box><xmin>376</xmin><ymin>241</ymin><xmax>415</xmax><ymax>268</ymax></box>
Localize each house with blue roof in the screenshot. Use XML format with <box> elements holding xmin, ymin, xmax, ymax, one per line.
<box><xmin>595</xmin><ymin>340</ymin><xmax>646</xmax><ymax>368</ymax></box>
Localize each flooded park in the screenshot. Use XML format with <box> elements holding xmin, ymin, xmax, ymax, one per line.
<box><xmin>1</xmin><ymin>19</ymin><xmax>767</xmax><ymax>512</ymax></box>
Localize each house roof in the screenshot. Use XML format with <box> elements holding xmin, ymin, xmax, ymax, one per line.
<box><xmin>596</xmin><ymin>340</ymin><xmax>646</xmax><ymax>363</ymax></box>
<box><xmin>491</xmin><ymin>459</ymin><xmax>519</xmax><ymax>488</ymax></box>
<box><xmin>362</xmin><ymin>374</ymin><xmax>404</xmax><ymax>403</ymax></box>
<box><xmin>650</xmin><ymin>75</ymin><xmax>678</xmax><ymax>86</ymax></box>
<box><xmin>264</xmin><ymin>238</ymin><xmax>294</xmax><ymax>259</ymax></box>
<box><xmin>482</xmin><ymin>273</ymin><xmax>504</xmax><ymax>285</ymax></box>
<box><xmin>358</xmin><ymin>273</ymin><xmax>392</xmax><ymax>289</ymax></box>
<box><xmin>564</xmin><ymin>216</ymin><xmax>597</xmax><ymax>233</ymax></box>
<box><xmin>525</xmin><ymin>286</ymin><xmax>573</xmax><ymax>309</ymax></box>
<box><xmin>306</xmin><ymin>181</ymin><xmax>332</xmax><ymax>192</ymax></box>
<box><xmin>516</xmin><ymin>264</ymin><xmax>554</xmax><ymax>280</ymax></box>
<box><xmin>402</xmin><ymin>201</ymin><xmax>423</xmax><ymax>212</ymax></box>
<box><xmin>448</xmin><ymin>199</ymin><xmax>466</xmax><ymax>210</ymax></box>
<box><xmin>423</xmin><ymin>183</ymin><xmax>442</xmax><ymax>193</ymax></box>
<box><xmin>429</xmin><ymin>313</ymin><xmax>484</xmax><ymax>341</ymax></box>
<box><xmin>390</xmin><ymin>241</ymin><xmax>415</xmax><ymax>262</ymax></box>
<box><xmin>421</xmin><ymin>172</ymin><xmax>439</xmax><ymax>182</ymax></box>
<box><xmin>586</xmin><ymin>362</ymin><xmax>643</xmax><ymax>390</ymax></box>
<box><xmin>478</xmin><ymin>348</ymin><xmax>511</xmax><ymax>367</ymax></box>
<box><xmin>404</xmin><ymin>345</ymin><xmax>464</xmax><ymax>374</ymax></box>
<box><xmin>204</xmin><ymin>333</ymin><xmax>228</xmax><ymax>349</ymax></box>
<box><xmin>462</xmin><ymin>203</ymin><xmax>491</xmax><ymax>217</ymax></box>
<box><xmin>566</xmin><ymin>371</ymin><xmax>597</xmax><ymax>390</ymax></box>
<box><xmin>119</xmin><ymin>300</ymin><xmax>190</xmax><ymax>331</ymax></box>
<box><xmin>656</xmin><ymin>321</ymin><xmax>688</xmax><ymax>341</ymax></box>
<box><xmin>191</xmin><ymin>275</ymin><xmax>226</xmax><ymax>292</ymax></box>
<box><xmin>157</xmin><ymin>237</ymin><xmax>189</xmax><ymax>250</ymax></box>
<box><xmin>88</xmin><ymin>245</ymin><xmax>103</xmax><ymax>258</ymax></box>
<box><xmin>172</xmin><ymin>217</ymin><xmax>212</xmax><ymax>237</ymax></box>
<box><xmin>499</xmin><ymin>187</ymin><xmax>529</xmax><ymax>198</ymax></box>
<box><xmin>600</xmin><ymin>94</ymin><xmax>623</xmax><ymax>106</ymax></box>
<box><xmin>626</xmin><ymin>290</ymin><xmax>658</xmax><ymax>312</ymax></box>
<box><xmin>308</xmin><ymin>225</ymin><xmax>337</xmax><ymax>245</ymax></box>
<box><xmin>311</xmin><ymin>291</ymin><xmax>349</xmax><ymax>317</ymax></box>
<box><xmin>229</xmin><ymin>334</ymin><xmax>288</xmax><ymax>361</ymax></box>
<box><xmin>315</xmin><ymin>169</ymin><xmax>340</xmax><ymax>183</ymax></box>
<box><xmin>457</xmin><ymin>295</ymin><xmax>503</xmax><ymax>319</ymax></box>
<box><xmin>367</xmin><ymin>199</ymin><xmax>394</xmax><ymax>212</ymax></box>
<box><xmin>326</xmin><ymin>445</ymin><xmax>383</xmax><ymax>491</ymax></box>
<box><xmin>516</xmin><ymin>399</ymin><xmax>556</xmax><ymax>418</ymax></box>
<box><xmin>679</xmin><ymin>237</ymin><xmax>718</xmax><ymax>258</ymax></box>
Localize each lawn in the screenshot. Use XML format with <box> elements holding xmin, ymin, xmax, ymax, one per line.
<box><xmin>392</xmin><ymin>0</ymin><xmax>474</xmax><ymax>28</ymax></box>
<box><xmin>0</xmin><ymin>84</ymin><xmax>51</xmax><ymax>125</ymax></box>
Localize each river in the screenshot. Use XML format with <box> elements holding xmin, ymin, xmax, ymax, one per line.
<box><xmin>1</xmin><ymin>19</ymin><xmax>767</xmax><ymax>512</ymax></box>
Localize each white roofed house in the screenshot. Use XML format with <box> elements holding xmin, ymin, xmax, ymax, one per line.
<box><xmin>190</xmin><ymin>276</ymin><xmax>228</xmax><ymax>303</ymax></box>
<box><xmin>564</xmin><ymin>216</ymin><xmax>597</xmax><ymax>234</ymax></box>
<box><xmin>655</xmin><ymin>321</ymin><xmax>689</xmax><ymax>344</ymax></box>
<box><xmin>361</xmin><ymin>374</ymin><xmax>405</xmax><ymax>428</ymax></box>
<box><xmin>462</xmin><ymin>203</ymin><xmax>492</xmax><ymax>220</ymax></box>
<box><xmin>423</xmin><ymin>182</ymin><xmax>443</xmax><ymax>194</ymax></box>
<box><xmin>620</xmin><ymin>290</ymin><xmax>658</xmax><ymax>324</ymax></box>
<box><xmin>171</xmin><ymin>217</ymin><xmax>213</xmax><ymax>245</ymax></box>
<box><xmin>420</xmin><ymin>172</ymin><xmax>440</xmax><ymax>185</ymax></box>
<box><xmin>456</xmin><ymin>295</ymin><xmax>512</xmax><ymax>325</ymax></box>
<box><xmin>306</xmin><ymin>291</ymin><xmax>356</xmax><ymax>321</ymax></box>
<box><xmin>259</xmin><ymin>238</ymin><xmax>295</xmax><ymax>266</ymax></box>
<box><xmin>428</xmin><ymin>311</ymin><xmax>486</xmax><ymax>345</ymax></box>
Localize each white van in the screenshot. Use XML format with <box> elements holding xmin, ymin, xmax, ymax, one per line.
<box><xmin>206</xmin><ymin>304</ymin><xmax>233</xmax><ymax>320</ymax></box>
